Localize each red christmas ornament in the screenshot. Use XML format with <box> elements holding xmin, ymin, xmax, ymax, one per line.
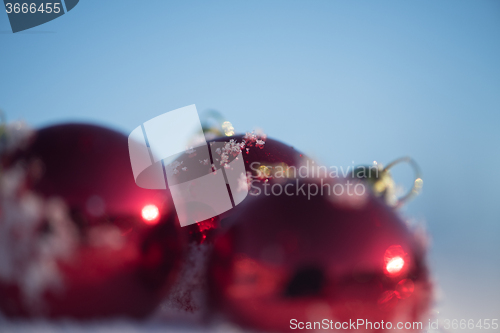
<box><xmin>178</xmin><ymin>133</ymin><xmax>307</xmax><ymax>244</ymax></box>
<box><xmin>0</xmin><ymin>123</ymin><xmax>184</xmax><ymax>319</ymax></box>
<box><xmin>207</xmin><ymin>178</ymin><xmax>432</xmax><ymax>332</ymax></box>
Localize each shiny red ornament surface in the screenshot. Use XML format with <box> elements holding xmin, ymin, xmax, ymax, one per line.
<box><xmin>179</xmin><ymin>133</ymin><xmax>307</xmax><ymax>244</ymax></box>
<box><xmin>0</xmin><ymin>124</ymin><xmax>184</xmax><ymax>319</ymax></box>
<box><xmin>208</xmin><ymin>178</ymin><xmax>432</xmax><ymax>332</ymax></box>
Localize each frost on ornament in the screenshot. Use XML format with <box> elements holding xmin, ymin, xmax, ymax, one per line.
<box><xmin>215</xmin><ymin>130</ymin><xmax>267</xmax><ymax>169</ymax></box>
<box><xmin>0</xmin><ymin>123</ymin><xmax>79</xmax><ymax>314</ymax></box>
<box><xmin>255</xmin><ymin>139</ymin><xmax>265</xmax><ymax>149</ymax></box>
<box><xmin>242</xmin><ymin>130</ymin><xmax>267</xmax><ymax>147</ymax></box>
<box><xmin>0</xmin><ymin>163</ymin><xmax>79</xmax><ymax>314</ymax></box>
<box><xmin>237</xmin><ymin>172</ymin><xmax>253</xmax><ymax>192</ymax></box>
<box><xmin>219</xmin><ymin>139</ymin><xmax>243</xmax><ymax>167</ymax></box>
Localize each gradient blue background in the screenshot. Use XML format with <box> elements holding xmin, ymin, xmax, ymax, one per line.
<box><xmin>1</xmin><ymin>0</ymin><xmax>499</xmax><ymax>323</ymax></box>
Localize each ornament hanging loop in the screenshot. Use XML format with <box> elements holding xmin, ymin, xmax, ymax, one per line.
<box><xmin>383</xmin><ymin>156</ymin><xmax>423</xmax><ymax>208</ymax></box>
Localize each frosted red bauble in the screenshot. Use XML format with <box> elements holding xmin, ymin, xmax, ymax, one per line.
<box><xmin>0</xmin><ymin>124</ymin><xmax>184</xmax><ymax>319</ymax></box>
<box><xmin>178</xmin><ymin>133</ymin><xmax>307</xmax><ymax>244</ymax></box>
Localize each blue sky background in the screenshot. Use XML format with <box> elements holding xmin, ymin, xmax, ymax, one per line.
<box><xmin>1</xmin><ymin>0</ymin><xmax>499</xmax><ymax>321</ymax></box>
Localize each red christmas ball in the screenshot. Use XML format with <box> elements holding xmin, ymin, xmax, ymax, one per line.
<box><xmin>207</xmin><ymin>178</ymin><xmax>432</xmax><ymax>332</ymax></box>
<box><xmin>0</xmin><ymin>123</ymin><xmax>184</xmax><ymax>319</ymax></box>
<box><xmin>176</xmin><ymin>133</ymin><xmax>307</xmax><ymax>244</ymax></box>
